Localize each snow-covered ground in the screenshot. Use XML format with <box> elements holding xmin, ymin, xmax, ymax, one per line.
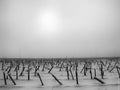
<box><xmin>0</xmin><ymin>60</ymin><xmax>120</xmax><ymax>90</ymax></box>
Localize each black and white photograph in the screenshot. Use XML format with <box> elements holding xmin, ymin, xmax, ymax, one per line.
<box><xmin>0</xmin><ymin>0</ymin><xmax>120</xmax><ymax>90</ymax></box>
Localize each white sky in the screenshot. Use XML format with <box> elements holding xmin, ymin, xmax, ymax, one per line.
<box><xmin>0</xmin><ymin>0</ymin><xmax>120</xmax><ymax>58</ymax></box>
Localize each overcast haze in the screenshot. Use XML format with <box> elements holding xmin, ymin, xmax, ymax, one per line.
<box><xmin>0</xmin><ymin>0</ymin><xmax>120</xmax><ymax>58</ymax></box>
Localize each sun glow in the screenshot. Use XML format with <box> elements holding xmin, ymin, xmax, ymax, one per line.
<box><xmin>35</xmin><ymin>9</ymin><xmax>62</xmax><ymax>39</ymax></box>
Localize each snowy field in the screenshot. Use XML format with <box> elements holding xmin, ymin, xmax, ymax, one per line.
<box><xmin>0</xmin><ymin>58</ymin><xmax>120</xmax><ymax>90</ymax></box>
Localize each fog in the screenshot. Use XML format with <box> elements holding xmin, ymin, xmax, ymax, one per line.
<box><xmin>0</xmin><ymin>0</ymin><xmax>120</xmax><ymax>58</ymax></box>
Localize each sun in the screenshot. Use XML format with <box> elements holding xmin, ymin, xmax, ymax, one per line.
<box><xmin>41</xmin><ymin>11</ymin><xmax>58</xmax><ymax>34</ymax></box>
<box><xmin>35</xmin><ymin>9</ymin><xmax>61</xmax><ymax>39</ymax></box>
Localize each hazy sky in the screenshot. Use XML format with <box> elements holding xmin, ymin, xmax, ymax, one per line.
<box><xmin>0</xmin><ymin>0</ymin><xmax>120</xmax><ymax>58</ymax></box>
